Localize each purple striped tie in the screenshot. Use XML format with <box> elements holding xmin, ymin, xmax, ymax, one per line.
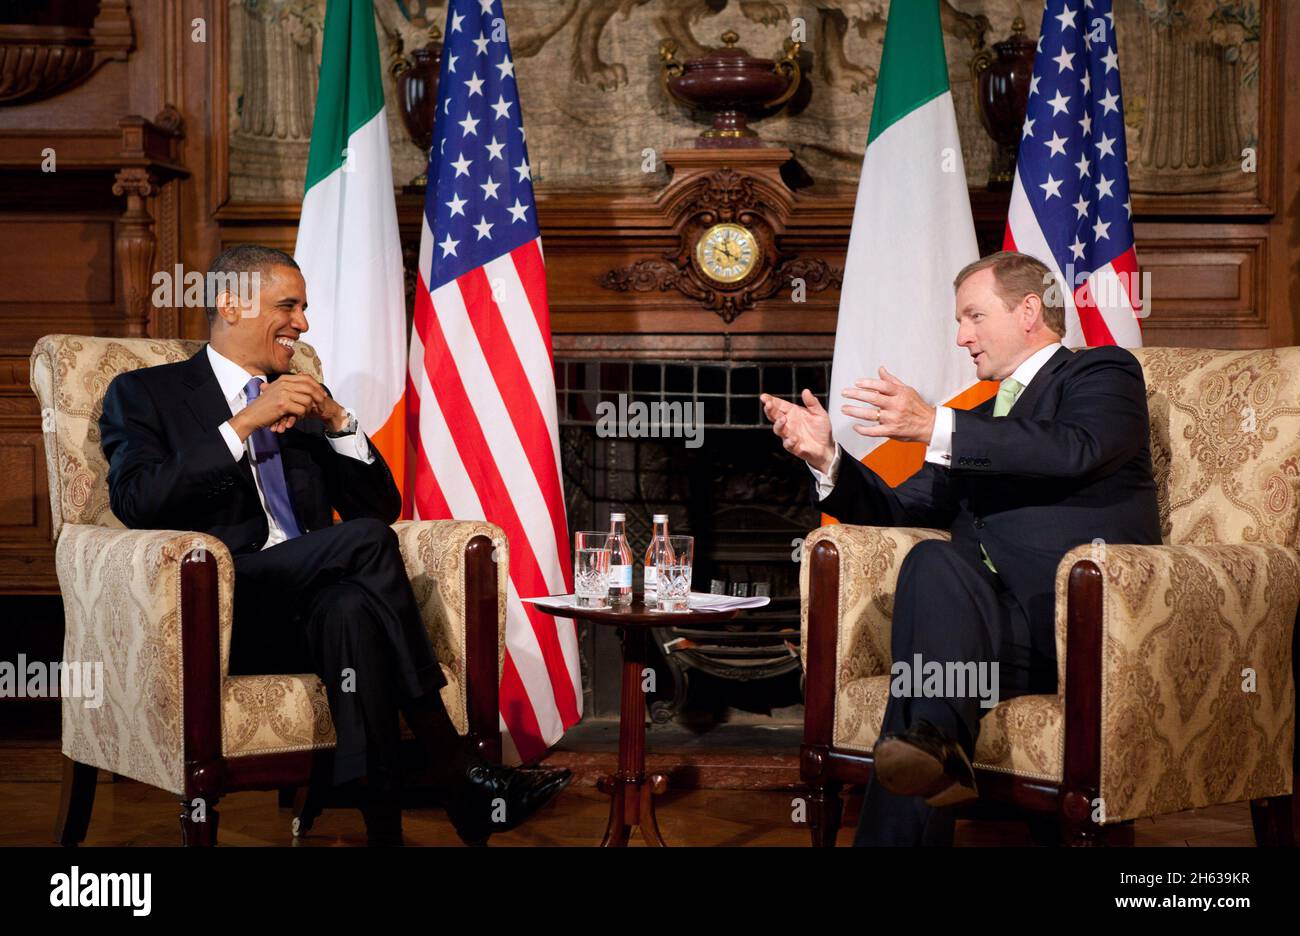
<box><xmin>243</xmin><ymin>377</ymin><xmax>302</xmax><ymax>540</ymax></box>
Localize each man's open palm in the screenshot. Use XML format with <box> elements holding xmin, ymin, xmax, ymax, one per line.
<box><xmin>761</xmin><ymin>389</ymin><xmax>836</xmax><ymax>474</ymax></box>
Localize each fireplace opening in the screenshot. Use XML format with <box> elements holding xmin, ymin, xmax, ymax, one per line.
<box><xmin>556</xmin><ymin>358</ymin><xmax>830</xmax><ymax>725</ymax></box>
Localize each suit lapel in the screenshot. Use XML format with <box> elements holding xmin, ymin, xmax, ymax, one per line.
<box><xmin>1008</xmin><ymin>346</ymin><xmax>1072</xmax><ymax>417</ymax></box>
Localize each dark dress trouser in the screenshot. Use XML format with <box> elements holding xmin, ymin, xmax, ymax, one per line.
<box><xmin>853</xmin><ymin>538</ymin><xmax>1057</xmax><ymax>846</ymax></box>
<box><xmin>227</xmin><ymin>517</ymin><xmax>448</xmax><ymax>791</ymax></box>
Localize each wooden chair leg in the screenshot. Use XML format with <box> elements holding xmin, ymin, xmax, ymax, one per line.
<box><xmin>1250</xmin><ymin>795</ymin><xmax>1296</xmax><ymax>847</ymax></box>
<box><xmin>1060</xmin><ymin>809</ymin><xmax>1101</xmax><ymax>846</ymax></box>
<box><xmin>54</xmin><ymin>757</ymin><xmax>98</xmax><ymax>847</ymax></box>
<box><xmin>1061</xmin><ymin>813</ymin><xmax>1134</xmax><ymax>846</ymax></box>
<box><xmin>179</xmin><ymin>796</ymin><xmax>220</xmax><ymax>846</ymax></box>
<box><xmin>808</xmin><ymin>782</ymin><xmax>843</xmax><ymax>847</ymax></box>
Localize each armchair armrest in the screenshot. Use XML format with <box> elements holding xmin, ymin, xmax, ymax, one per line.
<box><xmin>55</xmin><ymin>523</ymin><xmax>234</xmax><ymax>797</ymax></box>
<box><xmin>1055</xmin><ymin>542</ymin><xmax>1300</xmax><ymax>823</ymax></box>
<box><xmin>800</xmin><ymin>524</ymin><xmax>951</xmax><ymax>755</ymax></box>
<box><xmin>392</xmin><ymin>520</ymin><xmax>506</xmax><ymax>757</ymax></box>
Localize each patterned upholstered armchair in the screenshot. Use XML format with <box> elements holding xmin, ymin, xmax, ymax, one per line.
<box><xmin>800</xmin><ymin>347</ymin><xmax>1300</xmax><ymax>846</ymax></box>
<box><xmin>30</xmin><ymin>335</ymin><xmax>506</xmax><ymax>846</ymax></box>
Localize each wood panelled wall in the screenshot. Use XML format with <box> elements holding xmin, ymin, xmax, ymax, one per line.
<box><xmin>1</xmin><ymin>0</ymin><xmax>1298</xmax><ymax>595</ymax></box>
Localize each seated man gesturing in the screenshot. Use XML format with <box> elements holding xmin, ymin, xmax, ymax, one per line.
<box><xmin>763</xmin><ymin>251</ymin><xmax>1161</xmax><ymax>846</ymax></box>
<box><xmin>99</xmin><ymin>244</ymin><xmax>569</xmax><ymax>846</ymax></box>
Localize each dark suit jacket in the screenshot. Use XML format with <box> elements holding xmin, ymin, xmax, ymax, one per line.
<box><xmin>816</xmin><ymin>345</ymin><xmax>1162</xmax><ymax>635</ymax></box>
<box><xmin>99</xmin><ymin>346</ymin><xmax>401</xmax><ymax>556</ymax></box>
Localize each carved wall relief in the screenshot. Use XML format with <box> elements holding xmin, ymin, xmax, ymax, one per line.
<box><xmin>1121</xmin><ymin>0</ymin><xmax>1261</xmax><ymax>195</ymax></box>
<box><xmin>227</xmin><ymin>0</ymin><xmax>320</xmax><ymax>203</ymax></box>
<box><xmin>225</xmin><ymin>0</ymin><xmax>1267</xmax><ymax>206</ymax></box>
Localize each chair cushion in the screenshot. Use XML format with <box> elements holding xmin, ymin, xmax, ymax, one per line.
<box><xmin>220</xmin><ymin>664</ymin><xmax>460</xmax><ymax>760</ymax></box>
<box><xmin>834</xmin><ymin>675</ymin><xmax>1065</xmax><ymax>782</ymax></box>
<box><xmin>221</xmin><ymin>675</ymin><xmax>334</xmax><ymax>758</ymax></box>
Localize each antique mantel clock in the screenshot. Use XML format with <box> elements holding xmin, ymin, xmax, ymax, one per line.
<box><xmin>601</xmin><ymin>148</ymin><xmax>840</xmax><ymax>324</ymax></box>
<box><xmin>695</xmin><ymin>222</ymin><xmax>761</xmax><ymax>284</ymax></box>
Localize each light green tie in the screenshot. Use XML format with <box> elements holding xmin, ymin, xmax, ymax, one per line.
<box><xmin>981</xmin><ymin>377</ymin><xmax>1024</xmax><ymax>573</ymax></box>
<box><xmin>991</xmin><ymin>376</ymin><xmax>1023</xmax><ymax>418</ymax></box>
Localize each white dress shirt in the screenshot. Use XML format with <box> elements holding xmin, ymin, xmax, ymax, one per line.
<box><xmin>810</xmin><ymin>342</ymin><xmax>1064</xmax><ymax>499</ymax></box>
<box><xmin>206</xmin><ymin>344</ymin><xmax>372</xmax><ymax>549</ymax></box>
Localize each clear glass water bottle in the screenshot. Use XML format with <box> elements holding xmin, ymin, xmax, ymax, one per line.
<box><xmin>608</xmin><ymin>512</ymin><xmax>633</xmax><ymax>608</ymax></box>
<box><xmin>643</xmin><ymin>513</ymin><xmax>672</xmax><ymax>608</ymax></box>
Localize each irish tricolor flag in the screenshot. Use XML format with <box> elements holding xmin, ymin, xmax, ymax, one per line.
<box><xmin>295</xmin><ymin>0</ymin><xmax>407</xmax><ymax>503</ymax></box>
<box><xmin>829</xmin><ymin>0</ymin><xmax>990</xmax><ymax>486</ymax></box>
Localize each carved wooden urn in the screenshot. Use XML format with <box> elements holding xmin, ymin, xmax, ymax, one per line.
<box><xmin>659</xmin><ymin>31</ymin><xmax>802</xmax><ymax>148</ymax></box>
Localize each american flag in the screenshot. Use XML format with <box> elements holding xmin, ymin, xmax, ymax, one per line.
<box><xmin>1004</xmin><ymin>0</ymin><xmax>1142</xmax><ymax>347</ymax></box>
<box><xmin>409</xmin><ymin>0</ymin><xmax>578</xmax><ymax>762</ymax></box>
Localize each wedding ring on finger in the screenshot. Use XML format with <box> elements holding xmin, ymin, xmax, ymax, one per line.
<box><xmin>842</xmin><ymin>405</ymin><xmax>880</xmax><ymax>422</ymax></box>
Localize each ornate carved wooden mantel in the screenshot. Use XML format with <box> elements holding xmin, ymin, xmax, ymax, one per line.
<box><xmin>519</xmin><ymin>146</ymin><xmax>856</xmax><ymax>362</ymax></box>
<box><xmin>600</xmin><ymin>149</ymin><xmax>841</xmax><ymax>325</ymax></box>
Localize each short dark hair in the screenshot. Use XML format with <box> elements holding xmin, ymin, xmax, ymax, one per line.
<box><xmin>205</xmin><ymin>244</ymin><xmax>299</xmax><ymax>323</ymax></box>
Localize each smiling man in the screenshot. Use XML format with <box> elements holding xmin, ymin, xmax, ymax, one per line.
<box><xmin>762</xmin><ymin>250</ymin><xmax>1160</xmax><ymax>846</ymax></box>
<box><xmin>99</xmin><ymin>244</ymin><xmax>569</xmax><ymax>846</ymax></box>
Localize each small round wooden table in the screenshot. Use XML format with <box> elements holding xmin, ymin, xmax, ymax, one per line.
<box><xmin>556</xmin><ymin>598</ymin><xmax>741</xmax><ymax>847</ymax></box>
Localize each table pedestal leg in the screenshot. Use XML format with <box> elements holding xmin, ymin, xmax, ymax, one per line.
<box><xmin>598</xmin><ymin>627</ymin><xmax>669</xmax><ymax>847</ymax></box>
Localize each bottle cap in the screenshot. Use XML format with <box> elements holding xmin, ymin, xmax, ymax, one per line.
<box><xmin>653</xmin><ymin>513</ymin><xmax>668</xmax><ymax>522</ymax></box>
<box><xmin>610</xmin><ymin>512</ymin><xmax>625</xmax><ymax>521</ymax></box>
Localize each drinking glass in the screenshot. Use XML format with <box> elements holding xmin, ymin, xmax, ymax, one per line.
<box><xmin>574</xmin><ymin>531</ymin><xmax>612</xmax><ymax>609</ymax></box>
<box><xmin>656</xmin><ymin>535</ymin><xmax>694</xmax><ymax>613</ymax></box>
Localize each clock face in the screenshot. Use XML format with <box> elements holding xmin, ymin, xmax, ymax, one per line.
<box><xmin>695</xmin><ymin>223</ymin><xmax>760</xmax><ymax>285</ymax></box>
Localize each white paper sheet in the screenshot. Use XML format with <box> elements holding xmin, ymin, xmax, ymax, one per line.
<box><xmin>521</xmin><ymin>593</ymin><xmax>771</xmax><ymax>613</ymax></box>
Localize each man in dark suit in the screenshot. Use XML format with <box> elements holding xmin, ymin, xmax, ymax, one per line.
<box><xmin>762</xmin><ymin>250</ymin><xmax>1161</xmax><ymax>846</ymax></box>
<box><xmin>99</xmin><ymin>244</ymin><xmax>569</xmax><ymax>846</ymax></box>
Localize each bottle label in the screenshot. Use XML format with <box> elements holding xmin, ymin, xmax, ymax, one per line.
<box><xmin>610</xmin><ymin>564</ymin><xmax>632</xmax><ymax>587</ymax></box>
<box><xmin>644</xmin><ymin>566</ymin><xmax>658</xmax><ymax>590</ymax></box>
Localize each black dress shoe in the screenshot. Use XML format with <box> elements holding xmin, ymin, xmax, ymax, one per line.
<box><xmin>872</xmin><ymin>719</ymin><xmax>979</xmax><ymax>807</ymax></box>
<box><xmin>360</xmin><ymin>795</ymin><xmax>404</xmax><ymax>847</ymax></box>
<box><xmin>444</xmin><ymin>763</ymin><xmax>572</xmax><ymax>846</ymax></box>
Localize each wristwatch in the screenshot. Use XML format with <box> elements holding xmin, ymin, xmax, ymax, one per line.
<box><xmin>325</xmin><ymin>411</ymin><xmax>358</xmax><ymax>438</ymax></box>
